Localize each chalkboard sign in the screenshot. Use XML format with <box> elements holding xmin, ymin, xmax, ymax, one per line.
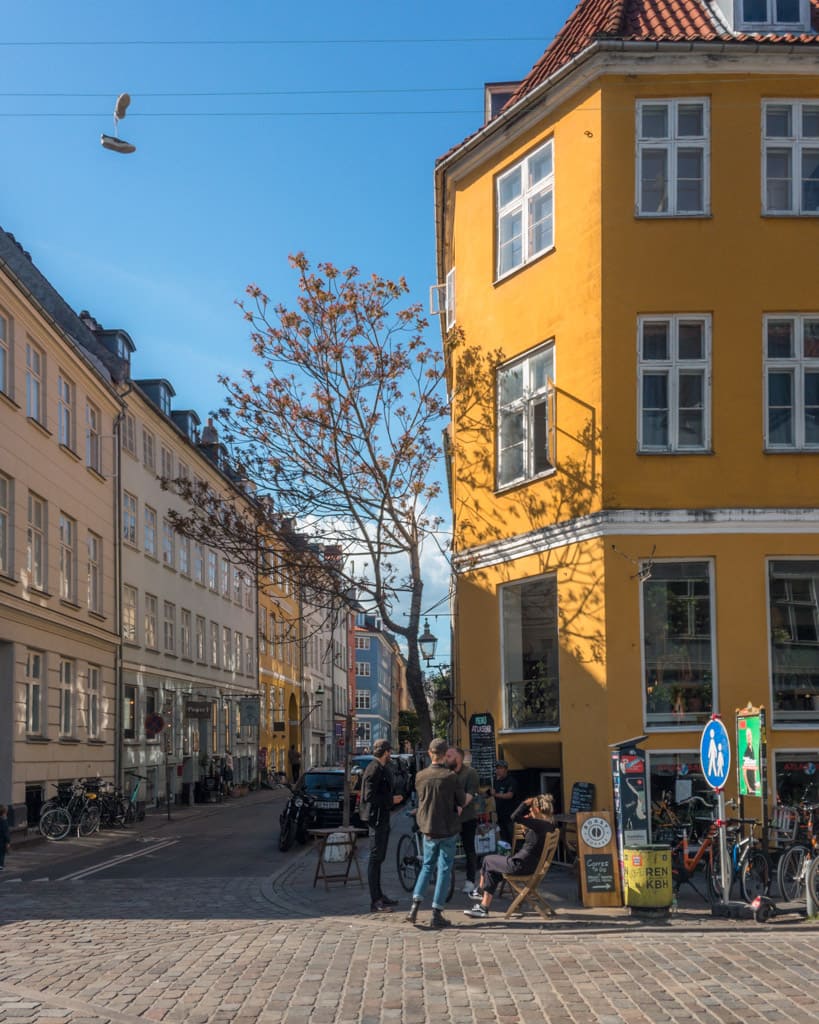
<box><xmin>469</xmin><ymin>713</ymin><xmax>496</xmax><ymax>786</ymax></box>
<box><xmin>569</xmin><ymin>782</ymin><xmax>595</xmax><ymax>813</ymax></box>
<box><xmin>583</xmin><ymin>853</ymin><xmax>616</xmax><ymax>893</ymax></box>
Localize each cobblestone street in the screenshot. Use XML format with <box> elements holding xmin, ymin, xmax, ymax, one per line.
<box><xmin>1</xmin><ymin>795</ymin><xmax>817</xmax><ymax>1024</ymax></box>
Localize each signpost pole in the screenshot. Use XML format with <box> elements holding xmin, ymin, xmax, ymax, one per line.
<box><xmin>716</xmin><ymin>787</ymin><xmax>730</xmax><ymax>901</ymax></box>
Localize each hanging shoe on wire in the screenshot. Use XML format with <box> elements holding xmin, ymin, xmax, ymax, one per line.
<box><xmin>101</xmin><ymin>92</ymin><xmax>136</xmax><ymax>154</ymax></box>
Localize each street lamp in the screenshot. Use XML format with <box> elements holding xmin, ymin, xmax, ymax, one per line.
<box><xmin>299</xmin><ymin>685</ymin><xmax>324</xmax><ymax>726</ymax></box>
<box><xmin>418</xmin><ymin>618</ymin><xmax>438</xmax><ymax>663</ymax></box>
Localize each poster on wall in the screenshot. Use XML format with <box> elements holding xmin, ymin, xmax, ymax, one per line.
<box><xmin>736</xmin><ymin>707</ymin><xmax>763</xmax><ymax>797</ymax></box>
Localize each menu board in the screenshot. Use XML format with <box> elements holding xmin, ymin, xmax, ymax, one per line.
<box><xmin>569</xmin><ymin>782</ymin><xmax>595</xmax><ymax>813</ymax></box>
<box><xmin>583</xmin><ymin>853</ymin><xmax>616</xmax><ymax>893</ymax></box>
<box><xmin>576</xmin><ymin>810</ymin><xmax>622</xmax><ymax>908</ymax></box>
<box><xmin>469</xmin><ymin>713</ymin><xmax>496</xmax><ymax>786</ymax></box>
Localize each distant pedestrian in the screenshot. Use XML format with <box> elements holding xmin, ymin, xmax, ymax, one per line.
<box><xmin>446</xmin><ymin>746</ymin><xmax>480</xmax><ymax>895</ymax></box>
<box><xmin>289</xmin><ymin>745</ymin><xmax>302</xmax><ymax>783</ymax></box>
<box><xmin>490</xmin><ymin>760</ymin><xmax>519</xmax><ymax>847</ymax></box>
<box><xmin>406</xmin><ymin>738</ymin><xmax>471</xmax><ymax>929</ymax></box>
<box><xmin>360</xmin><ymin>739</ymin><xmax>404</xmax><ymax>913</ymax></box>
<box><xmin>0</xmin><ymin>805</ymin><xmax>10</xmax><ymax>871</ymax></box>
<box><xmin>224</xmin><ymin>750</ymin><xmax>234</xmax><ymax>788</ymax></box>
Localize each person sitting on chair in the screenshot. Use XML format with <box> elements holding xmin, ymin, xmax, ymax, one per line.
<box><xmin>464</xmin><ymin>794</ymin><xmax>556</xmax><ymax>920</ymax></box>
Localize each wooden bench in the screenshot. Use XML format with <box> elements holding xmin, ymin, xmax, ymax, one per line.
<box><xmin>501</xmin><ymin>829</ymin><xmax>560</xmax><ymax>920</ymax></box>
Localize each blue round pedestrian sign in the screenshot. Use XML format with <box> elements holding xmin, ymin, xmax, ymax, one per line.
<box><xmin>700</xmin><ymin>717</ymin><xmax>731</xmax><ymax>790</ymax></box>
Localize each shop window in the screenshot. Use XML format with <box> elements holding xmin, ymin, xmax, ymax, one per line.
<box><xmin>124</xmin><ymin>683</ymin><xmax>137</xmax><ymax>739</ymax></box>
<box><xmin>769</xmin><ymin>559</ymin><xmax>819</xmax><ymax>723</ymax></box>
<box><xmin>643</xmin><ymin>561</ymin><xmax>715</xmax><ymax>728</ymax></box>
<box><xmin>501</xmin><ymin>573</ymin><xmax>560</xmax><ymax>729</ymax></box>
<box><xmin>775</xmin><ymin>750</ymin><xmax>819</xmax><ymax>805</ymax></box>
<box><xmin>647</xmin><ymin>751</ymin><xmax>710</xmax><ymax>841</ymax></box>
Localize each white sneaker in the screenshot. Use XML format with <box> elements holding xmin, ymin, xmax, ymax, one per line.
<box><xmin>469</xmin><ymin>887</ymin><xmax>482</xmax><ymax>900</ymax></box>
<box><xmin>462</xmin><ymin>879</ymin><xmax>475</xmax><ymax>894</ymax></box>
<box><xmin>463</xmin><ymin>903</ymin><xmax>488</xmax><ymax>918</ymax></box>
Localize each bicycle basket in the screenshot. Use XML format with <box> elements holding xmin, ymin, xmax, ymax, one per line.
<box><xmin>772</xmin><ymin>804</ymin><xmax>799</xmax><ymax>843</ymax></box>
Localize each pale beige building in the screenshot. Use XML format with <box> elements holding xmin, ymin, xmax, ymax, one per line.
<box><xmin>0</xmin><ymin>229</ymin><xmax>121</xmax><ymax>828</ymax></box>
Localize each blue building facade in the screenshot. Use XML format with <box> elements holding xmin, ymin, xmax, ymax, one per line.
<box><xmin>353</xmin><ymin>614</ymin><xmax>397</xmax><ymax>753</ymax></box>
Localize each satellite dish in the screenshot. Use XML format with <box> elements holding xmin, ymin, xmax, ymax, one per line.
<box><xmin>101</xmin><ymin>92</ymin><xmax>136</xmax><ymax>154</ymax></box>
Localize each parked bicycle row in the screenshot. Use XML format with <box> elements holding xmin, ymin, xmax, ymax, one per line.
<box><xmin>38</xmin><ymin>773</ymin><xmax>146</xmax><ymax>841</ymax></box>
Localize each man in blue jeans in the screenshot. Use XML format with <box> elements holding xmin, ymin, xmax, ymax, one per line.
<box><xmin>406</xmin><ymin>738</ymin><xmax>471</xmax><ymax>928</ymax></box>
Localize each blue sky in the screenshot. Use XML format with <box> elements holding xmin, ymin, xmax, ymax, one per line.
<box><xmin>0</xmin><ymin>1</ymin><xmax>577</xmax><ymax>660</ymax></box>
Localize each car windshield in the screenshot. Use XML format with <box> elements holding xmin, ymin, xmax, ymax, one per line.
<box><xmin>303</xmin><ymin>773</ymin><xmax>344</xmax><ymax>793</ymax></box>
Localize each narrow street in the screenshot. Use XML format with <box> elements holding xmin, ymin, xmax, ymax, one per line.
<box><xmin>2</xmin><ymin>790</ymin><xmax>818</xmax><ymax>1024</ymax></box>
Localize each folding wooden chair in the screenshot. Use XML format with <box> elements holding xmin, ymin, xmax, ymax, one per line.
<box><xmin>501</xmin><ymin>830</ymin><xmax>560</xmax><ymax>920</ymax></box>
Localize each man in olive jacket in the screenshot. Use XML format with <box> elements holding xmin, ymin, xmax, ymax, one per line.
<box><xmin>447</xmin><ymin>746</ymin><xmax>481</xmax><ymax>894</ymax></box>
<box><xmin>406</xmin><ymin>738</ymin><xmax>471</xmax><ymax>929</ymax></box>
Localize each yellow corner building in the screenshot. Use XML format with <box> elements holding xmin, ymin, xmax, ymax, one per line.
<box><xmin>437</xmin><ymin>0</ymin><xmax>819</xmax><ymax>817</ymax></box>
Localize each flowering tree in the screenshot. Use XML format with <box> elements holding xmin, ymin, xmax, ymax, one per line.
<box><xmin>170</xmin><ymin>254</ymin><xmax>447</xmax><ymax>746</ymax></box>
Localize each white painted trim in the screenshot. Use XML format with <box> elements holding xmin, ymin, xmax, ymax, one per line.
<box><xmin>453</xmin><ymin>507</ymin><xmax>819</xmax><ymax>573</ymax></box>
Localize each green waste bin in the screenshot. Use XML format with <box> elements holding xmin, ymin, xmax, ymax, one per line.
<box><xmin>623</xmin><ymin>845</ymin><xmax>672</xmax><ymax>911</ymax></box>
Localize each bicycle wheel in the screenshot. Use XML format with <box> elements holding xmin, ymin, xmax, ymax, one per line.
<box><xmin>78</xmin><ymin>803</ymin><xmax>101</xmax><ymax>837</ymax></box>
<box><xmin>777</xmin><ymin>845</ymin><xmax>808</xmax><ymax>902</ymax></box>
<box><xmin>705</xmin><ymin>853</ymin><xmax>726</xmax><ymax>903</ymax></box>
<box><xmin>806</xmin><ymin>854</ymin><xmax>819</xmax><ymax>909</ymax></box>
<box><xmin>39</xmin><ymin>807</ymin><xmax>71</xmax><ymax>841</ymax></box>
<box><xmin>396</xmin><ymin>834</ymin><xmax>419</xmax><ymax>893</ymax></box>
<box><xmin>740</xmin><ymin>849</ymin><xmax>771</xmax><ymax>902</ymax></box>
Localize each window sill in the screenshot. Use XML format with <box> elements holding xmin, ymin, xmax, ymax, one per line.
<box><xmin>163</xmin><ymin>562</ymin><xmax>176</xmax><ymax>571</ymax></box>
<box><xmin>27</xmin><ymin>416</ymin><xmax>51</xmax><ymax>437</ymax></box>
<box><xmin>27</xmin><ymin>587</ymin><xmax>52</xmax><ymax>598</ymax></box>
<box><xmin>88</xmin><ymin>610</ymin><xmax>106</xmax><ymax>622</ymax></box>
<box><xmin>144</xmin><ymin>553</ymin><xmax>159</xmax><ymax>563</ymax></box>
<box><xmin>59</xmin><ymin>598</ymin><xmax>81</xmax><ymax>611</ymax></box>
<box><xmin>164</xmin><ymin>652</ymin><xmax>178</xmax><ymax>659</ymax></box>
<box><xmin>26</xmin><ymin>734</ymin><xmax>50</xmax><ymax>744</ymax></box>
<box><xmin>498</xmin><ymin>726</ymin><xmax>560</xmax><ymax>735</ymax></box>
<box><xmin>59</xmin><ymin>442</ymin><xmax>82</xmax><ymax>462</ymax></box>
<box><xmin>0</xmin><ymin>571</ymin><xmax>18</xmax><ymax>586</ymax></box>
<box><xmin>495</xmin><ymin>465</ymin><xmax>556</xmax><ymax>496</ymax></box>
<box><xmin>763</xmin><ymin>447</ymin><xmax>819</xmax><ymax>454</ymax></box>
<box><xmin>58</xmin><ymin>736</ymin><xmax>81</xmax><ymax>745</ymax></box>
<box><xmin>0</xmin><ymin>389</ymin><xmax>20</xmax><ymax>410</ymax></box>
<box><xmin>635</xmin><ymin>211</ymin><xmax>711</xmax><ymax>220</ymax></box>
<box><xmin>86</xmin><ymin>465</ymin><xmax>106</xmax><ymax>483</ymax></box>
<box><xmin>494</xmin><ymin>245</ymin><xmax>555</xmax><ymax>287</ymax></box>
<box><xmin>637</xmin><ymin>449</ymin><xmax>714</xmax><ymax>456</ymax></box>
<box><xmin>87</xmin><ymin>738</ymin><xmax>106</xmax><ymax>746</ymax></box>
<box><xmin>180</xmin><ymin>656</ymin><xmax>194</xmax><ymax>663</ymax></box>
<box><xmin>123</xmin><ymin>639</ymin><xmax>141</xmax><ymax>649</ymax></box>
<box><xmin>762</xmin><ymin>211</ymin><xmax>819</xmax><ymax>218</ymax></box>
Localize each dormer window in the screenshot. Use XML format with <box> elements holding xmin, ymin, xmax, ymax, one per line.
<box><xmin>738</xmin><ymin>0</ymin><xmax>809</xmax><ymax>30</ymax></box>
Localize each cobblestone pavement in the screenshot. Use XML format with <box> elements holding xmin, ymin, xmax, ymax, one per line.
<box><xmin>1</xmin><ymin>798</ymin><xmax>817</xmax><ymax>1024</ymax></box>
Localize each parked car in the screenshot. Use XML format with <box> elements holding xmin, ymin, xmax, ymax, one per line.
<box><xmin>296</xmin><ymin>767</ymin><xmax>358</xmax><ymax>829</ymax></box>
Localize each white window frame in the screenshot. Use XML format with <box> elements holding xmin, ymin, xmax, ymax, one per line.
<box><xmin>87</xmin><ymin>531</ymin><xmax>102</xmax><ymax>613</ymax></box>
<box><xmin>162</xmin><ymin>518</ymin><xmax>175</xmax><ymax>568</ymax></box>
<box><xmin>234</xmin><ymin>631</ymin><xmax>243</xmax><ymax>674</ymax></box>
<box><xmin>144</xmin><ymin>593</ymin><xmax>159</xmax><ymax>649</ymax></box>
<box><xmin>87</xmin><ymin>665</ymin><xmax>100</xmax><ymax>739</ymax></box>
<box><xmin>181</xmin><ymin>608</ymin><xmax>192</xmax><ymax>659</ymax></box>
<box><xmin>142</xmin><ymin>428</ymin><xmax>155</xmax><ymax>471</ymax></box>
<box><xmin>163</xmin><ymin>600</ymin><xmax>176</xmax><ymax>653</ymax></box>
<box><xmin>25</xmin><ymin>341</ymin><xmax>44</xmax><ymax>423</ymax></box>
<box><xmin>144</xmin><ymin>505</ymin><xmax>157</xmax><ymax>558</ymax></box>
<box><xmin>355</xmin><ymin>635</ymin><xmax>371</xmax><ymax>650</ymax></box>
<box><xmin>764</xmin><ymin>314</ymin><xmax>819</xmax><ymax>449</ymax></box>
<box><xmin>636</xmin><ymin>98</ymin><xmax>710</xmax><ymax>217</ymax></box>
<box><xmin>122</xmin><ymin>412</ymin><xmax>137</xmax><ymax>455</ymax></box>
<box><xmin>210</xmin><ymin>621</ymin><xmax>220</xmax><ymax>667</ymax></box>
<box><xmin>355</xmin><ymin>688</ymin><xmax>371</xmax><ymax>710</ymax></box>
<box><xmin>0</xmin><ymin>309</ymin><xmax>10</xmax><ymax>397</ymax></box>
<box><xmin>356</xmin><ymin>720</ymin><xmax>372</xmax><ymax>746</ymax></box>
<box><xmin>86</xmin><ymin>401</ymin><xmax>101</xmax><ymax>472</ymax></box>
<box><xmin>123</xmin><ymin>584</ymin><xmax>138</xmax><ymax>643</ymax></box>
<box><xmin>356</xmin><ymin>661</ymin><xmax>371</xmax><ymax>677</ymax></box>
<box><xmin>221</xmin><ymin>557</ymin><xmax>230</xmax><ymax>598</ymax></box>
<box><xmin>496</xmin><ymin>342</ymin><xmax>556</xmax><ymax>489</ymax></box>
<box><xmin>195</xmin><ymin>615</ymin><xmax>207</xmax><ymax>662</ymax></box>
<box><xmin>445</xmin><ymin>267</ymin><xmax>456</xmax><ymax>330</ymax></box>
<box><xmin>496</xmin><ymin>138</ymin><xmax>555</xmax><ymax>279</ymax></box>
<box><xmin>178</xmin><ymin>534</ymin><xmax>190</xmax><ymax>576</ymax></box>
<box><xmin>25</xmin><ymin>649</ymin><xmax>44</xmax><ymax>735</ymax></box>
<box><xmin>193</xmin><ymin>542</ymin><xmax>205</xmax><ymax>584</ymax></box>
<box><xmin>207</xmin><ymin>550</ymin><xmax>218</xmax><ymax>591</ymax></box>
<box><xmin>245</xmin><ymin>635</ymin><xmax>253</xmax><ymax>675</ymax></box>
<box><xmin>762</xmin><ymin>100</ymin><xmax>819</xmax><ymax>216</ymax></box>
<box><xmin>27</xmin><ymin>492</ymin><xmax>47</xmax><ymax>591</ymax></box>
<box><xmin>160</xmin><ymin>445</ymin><xmax>173</xmax><ymax>480</ymax></box>
<box><xmin>122</xmin><ymin>491</ymin><xmax>138</xmax><ymax>547</ymax></box>
<box><xmin>0</xmin><ymin>473</ymin><xmax>10</xmax><ymax>577</ymax></box>
<box><xmin>637</xmin><ymin>314</ymin><xmax>712</xmax><ymax>453</ymax></box>
<box><xmin>57</xmin><ymin>373</ymin><xmax>75</xmax><ymax>450</ymax></box>
<box><xmin>223</xmin><ymin>626</ymin><xmax>232</xmax><ymax>670</ymax></box>
<box><xmin>738</xmin><ymin>0</ymin><xmax>809</xmax><ymax>30</ymax></box>
<box><xmin>59</xmin><ymin>658</ymin><xmax>74</xmax><ymax>737</ymax></box>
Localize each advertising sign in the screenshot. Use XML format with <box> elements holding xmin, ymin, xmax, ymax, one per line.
<box><xmin>185</xmin><ymin>701</ymin><xmax>212</xmax><ymax>719</ymax></box>
<box><xmin>576</xmin><ymin>811</ymin><xmax>622</xmax><ymax>907</ymax></box>
<box><xmin>736</xmin><ymin>709</ymin><xmax>763</xmax><ymax>797</ymax></box>
<box><xmin>611</xmin><ymin>747</ymin><xmax>649</xmax><ymax>849</ymax></box>
<box><xmin>239</xmin><ymin>698</ymin><xmax>260</xmax><ymax>727</ymax></box>
<box><xmin>468</xmin><ymin>713</ymin><xmax>496</xmax><ymax>786</ymax></box>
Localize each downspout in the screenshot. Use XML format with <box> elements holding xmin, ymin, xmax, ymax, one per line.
<box><xmin>113</xmin><ymin>384</ymin><xmax>132</xmax><ymax>789</ymax></box>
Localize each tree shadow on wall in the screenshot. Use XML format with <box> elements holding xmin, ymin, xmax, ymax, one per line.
<box><xmin>446</xmin><ymin>328</ymin><xmax>604</xmax><ymax>669</ymax></box>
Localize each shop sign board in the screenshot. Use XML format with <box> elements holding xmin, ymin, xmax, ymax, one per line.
<box><xmin>569</xmin><ymin>782</ymin><xmax>595</xmax><ymax>813</ymax></box>
<box><xmin>576</xmin><ymin>811</ymin><xmax>621</xmax><ymax>907</ymax></box>
<box><xmin>468</xmin><ymin>713</ymin><xmax>496</xmax><ymax>786</ymax></box>
<box><xmin>736</xmin><ymin>707</ymin><xmax>763</xmax><ymax>798</ymax></box>
<box><xmin>239</xmin><ymin>698</ymin><xmax>260</xmax><ymax>727</ymax></box>
<box><xmin>700</xmin><ymin>717</ymin><xmax>731</xmax><ymax>790</ymax></box>
<box><xmin>185</xmin><ymin>701</ymin><xmax>212</xmax><ymax>719</ymax></box>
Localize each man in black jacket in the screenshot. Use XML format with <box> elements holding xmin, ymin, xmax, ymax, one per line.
<box><xmin>360</xmin><ymin>739</ymin><xmax>403</xmax><ymax>912</ymax></box>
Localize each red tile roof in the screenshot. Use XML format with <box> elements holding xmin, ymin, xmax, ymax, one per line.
<box><xmin>504</xmin><ymin>0</ymin><xmax>819</xmax><ymax>110</ymax></box>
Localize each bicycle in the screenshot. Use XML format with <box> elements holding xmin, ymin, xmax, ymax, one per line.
<box><xmin>121</xmin><ymin>772</ymin><xmax>147</xmax><ymax>824</ymax></box>
<box><xmin>669</xmin><ymin>821</ymin><xmax>721</xmax><ymax>902</ymax></box>
<box><xmin>709</xmin><ymin>818</ymin><xmax>772</xmax><ymax>903</ymax></box>
<box><xmin>776</xmin><ymin>800</ymin><xmax>818</xmax><ymax>902</ymax></box>
<box><xmin>39</xmin><ymin>781</ymin><xmax>101</xmax><ymax>840</ymax></box>
<box><xmin>395</xmin><ymin>811</ymin><xmax>455</xmax><ymax>903</ymax></box>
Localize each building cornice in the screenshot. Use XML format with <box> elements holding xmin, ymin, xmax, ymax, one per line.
<box><xmin>453</xmin><ymin>507</ymin><xmax>819</xmax><ymax>572</ymax></box>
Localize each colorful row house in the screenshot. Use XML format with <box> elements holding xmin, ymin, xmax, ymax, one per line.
<box><xmin>436</xmin><ymin>0</ymin><xmax>819</xmax><ymax>814</ymax></box>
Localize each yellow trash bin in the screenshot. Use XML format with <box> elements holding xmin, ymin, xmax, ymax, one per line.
<box><xmin>623</xmin><ymin>845</ymin><xmax>672</xmax><ymax>911</ymax></box>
